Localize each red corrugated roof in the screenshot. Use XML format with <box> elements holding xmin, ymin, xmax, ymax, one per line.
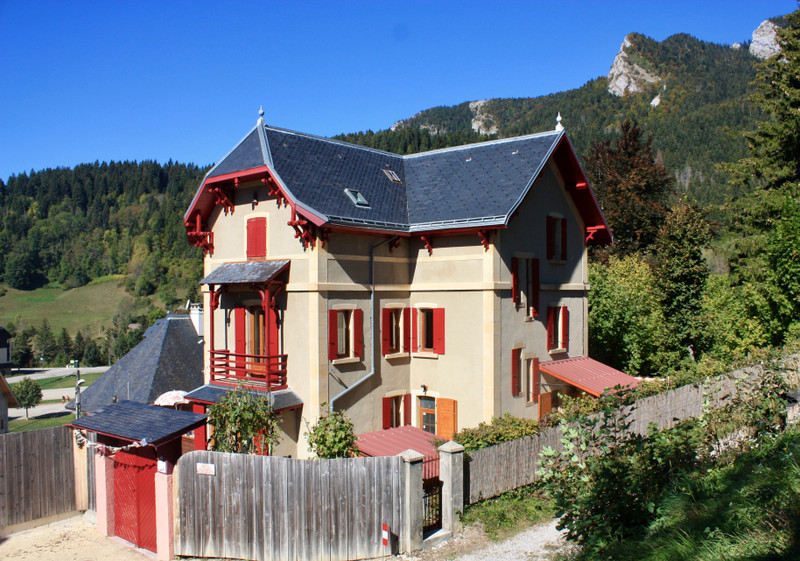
<box><xmin>539</xmin><ymin>356</ymin><xmax>638</xmax><ymax>397</ymax></box>
<box><xmin>357</xmin><ymin>425</ymin><xmax>439</xmax><ymax>479</ymax></box>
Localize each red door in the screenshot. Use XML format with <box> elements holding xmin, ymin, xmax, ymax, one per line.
<box><xmin>113</xmin><ymin>448</ymin><xmax>157</xmax><ymax>553</ymax></box>
<box><xmin>234</xmin><ymin>306</ymin><xmax>247</xmax><ymax>373</ymax></box>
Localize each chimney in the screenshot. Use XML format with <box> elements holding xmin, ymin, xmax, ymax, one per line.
<box><xmin>189</xmin><ymin>302</ymin><xmax>204</xmax><ymax>337</ymax></box>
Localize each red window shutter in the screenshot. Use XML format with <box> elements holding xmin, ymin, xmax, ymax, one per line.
<box><xmin>532</xmin><ymin>357</ymin><xmax>540</xmax><ymax>403</ymax></box>
<box><xmin>353</xmin><ymin>308</ymin><xmax>364</xmax><ymax>359</ymax></box>
<box><xmin>328</xmin><ymin>310</ymin><xmax>338</xmax><ymax>360</ymax></box>
<box><xmin>402</xmin><ymin>308</ymin><xmax>411</xmax><ymax>352</ymax></box>
<box><xmin>546</xmin><ymin>216</ymin><xmax>554</xmax><ymax>260</ymax></box>
<box><xmin>381</xmin><ymin>308</ymin><xmax>391</xmax><ymax>355</ymax></box>
<box><xmin>561</xmin><ymin>218</ymin><xmax>568</xmax><ymax>260</ymax></box>
<box><xmin>403</xmin><ymin>393</ymin><xmax>411</xmax><ymax>426</ymax></box>
<box><xmin>246</xmin><ymin>217</ymin><xmax>267</xmax><ymax>259</ymax></box>
<box><xmin>511</xmin><ymin>348</ymin><xmax>521</xmax><ymax>396</ymax></box>
<box><xmin>411</xmin><ymin>308</ymin><xmax>418</xmax><ymax>352</ymax></box>
<box><xmin>511</xmin><ymin>257</ymin><xmax>519</xmax><ymax>304</ymax></box>
<box><xmin>433</xmin><ymin>308</ymin><xmax>445</xmax><ymax>355</ymax></box>
<box><xmin>561</xmin><ymin>306</ymin><xmax>569</xmax><ymax>351</ymax></box>
<box><xmin>531</xmin><ymin>259</ymin><xmax>540</xmax><ymax>317</ymax></box>
<box><xmin>547</xmin><ymin>307</ymin><xmax>556</xmax><ymax>350</ymax></box>
<box><xmin>382</xmin><ymin>397</ymin><xmax>392</xmax><ymax>430</ymax></box>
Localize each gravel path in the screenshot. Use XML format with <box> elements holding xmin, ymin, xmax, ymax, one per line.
<box><xmin>402</xmin><ymin>519</ymin><xmax>575</xmax><ymax>561</ymax></box>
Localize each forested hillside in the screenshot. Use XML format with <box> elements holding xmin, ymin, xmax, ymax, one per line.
<box><xmin>337</xmin><ymin>32</ymin><xmax>763</xmax><ymax>205</ymax></box>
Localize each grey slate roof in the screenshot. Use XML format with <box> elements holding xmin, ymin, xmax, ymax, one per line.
<box><xmin>71</xmin><ymin>400</ymin><xmax>206</xmax><ymax>445</ymax></box>
<box><xmin>195</xmin><ymin>120</ymin><xmax>564</xmax><ymax>233</ymax></box>
<box><xmin>185</xmin><ymin>384</ymin><xmax>303</xmax><ymax>412</ymax></box>
<box><xmin>200</xmin><ymin>259</ymin><xmax>289</xmax><ymax>285</ymax></box>
<box><xmin>69</xmin><ymin>315</ymin><xmax>203</xmax><ymax>412</ymax></box>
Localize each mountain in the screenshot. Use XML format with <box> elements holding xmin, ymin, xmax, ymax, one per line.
<box><xmin>337</xmin><ymin>21</ymin><xmax>784</xmax><ymax>206</ymax></box>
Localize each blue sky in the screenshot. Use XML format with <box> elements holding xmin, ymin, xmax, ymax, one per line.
<box><xmin>0</xmin><ymin>0</ymin><xmax>795</xmax><ymax>181</ymax></box>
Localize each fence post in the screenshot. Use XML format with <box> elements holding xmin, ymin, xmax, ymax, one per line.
<box><xmin>399</xmin><ymin>449</ymin><xmax>424</xmax><ymax>553</ymax></box>
<box><xmin>438</xmin><ymin>440</ymin><xmax>464</xmax><ymax>533</ymax></box>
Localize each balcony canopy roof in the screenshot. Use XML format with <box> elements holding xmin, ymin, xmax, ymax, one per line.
<box><xmin>540</xmin><ymin>356</ymin><xmax>639</xmax><ymax>397</ymax></box>
<box><xmin>200</xmin><ymin>259</ymin><xmax>290</xmax><ymax>285</ymax></box>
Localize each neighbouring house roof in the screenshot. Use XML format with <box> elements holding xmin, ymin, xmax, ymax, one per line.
<box><xmin>184</xmin><ymin>384</ymin><xmax>303</xmax><ymax>412</ymax></box>
<box><xmin>357</xmin><ymin>425</ymin><xmax>439</xmax><ymax>479</ymax></box>
<box><xmin>539</xmin><ymin>356</ymin><xmax>639</xmax><ymax>397</ymax></box>
<box><xmin>185</xmin><ymin>118</ymin><xmax>612</xmax><ymax>242</ymax></box>
<box><xmin>70</xmin><ymin>400</ymin><xmax>206</xmax><ymax>445</ymax></box>
<box><xmin>200</xmin><ymin>259</ymin><xmax>290</xmax><ymax>285</ymax></box>
<box><xmin>0</xmin><ymin>373</ymin><xmax>19</xmax><ymax>408</ymax></box>
<box><xmin>68</xmin><ymin>315</ymin><xmax>203</xmax><ymax>412</ymax></box>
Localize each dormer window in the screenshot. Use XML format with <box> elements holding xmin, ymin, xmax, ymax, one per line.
<box><xmin>382</xmin><ymin>169</ymin><xmax>402</xmax><ymax>183</ymax></box>
<box><xmin>344</xmin><ymin>188</ymin><xmax>370</xmax><ymax>208</ymax></box>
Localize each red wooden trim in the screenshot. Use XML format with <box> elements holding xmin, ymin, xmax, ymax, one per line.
<box><xmin>561</xmin><ymin>307</ymin><xmax>569</xmax><ymax>351</ymax></box>
<box><xmin>433</xmin><ymin>308</ymin><xmax>445</xmax><ymax>355</ymax></box>
<box><xmin>353</xmin><ymin>308</ymin><xmax>364</xmax><ymax>359</ymax></box>
<box><xmin>511</xmin><ymin>257</ymin><xmax>519</xmax><ymax>305</ymax></box>
<box><xmin>420</xmin><ymin>235</ymin><xmax>434</xmax><ymax>256</ymax></box>
<box><xmin>561</xmin><ymin>218</ymin><xmax>568</xmax><ymax>260</ymax></box>
<box><xmin>402</xmin><ymin>307</ymin><xmax>411</xmax><ymax>352</ymax></box>
<box><xmin>477</xmin><ymin>230</ymin><xmax>490</xmax><ymax>251</ymax></box>
<box><xmin>546</xmin><ymin>216</ymin><xmax>554</xmax><ymax>260</ymax></box>
<box><xmin>511</xmin><ymin>348</ymin><xmax>521</xmax><ymax>396</ymax></box>
<box><xmin>532</xmin><ymin>357</ymin><xmax>540</xmax><ymax>403</ymax></box>
<box><xmin>328</xmin><ymin>310</ymin><xmax>339</xmax><ymax>360</ymax></box>
<box><xmin>403</xmin><ymin>393</ymin><xmax>411</xmax><ymax>426</ymax></box>
<box><xmin>547</xmin><ymin>307</ymin><xmax>556</xmax><ymax>350</ymax></box>
<box><xmin>531</xmin><ymin>259</ymin><xmax>540</xmax><ymax>318</ymax></box>
<box><xmin>381</xmin><ymin>308</ymin><xmax>392</xmax><ymax>355</ymax></box>
<box><xmin>204</xmin><ymin>165</ymin><xmax>272</xmax><ymax>186</ymax></box>
<box><xmin>382</xmin><ymin>397</ymin><xmax>392</xmax><ymax>430</ymax></box>
<box><xmin>411</xmin><ymin>308</ymin><xmax>419</xmax><ymax>352</ymax></box>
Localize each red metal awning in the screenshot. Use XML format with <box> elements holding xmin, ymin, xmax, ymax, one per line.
<box><xmin>539</xmin><ymin>356</ymin><xmax>638</xmax><ymax>397</ymax></box>
<box><xmin>357</xmin><ymin>425</ymin><xmax>439</xmax><ymax>479</ymax></box>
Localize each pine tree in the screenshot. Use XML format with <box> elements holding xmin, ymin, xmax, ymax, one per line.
<box><xmin>584</xmin><ymin>120</ymin><xmax>673</xmax><ymax>256</ymax></box>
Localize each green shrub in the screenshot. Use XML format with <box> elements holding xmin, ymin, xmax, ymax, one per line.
<box><xmin>453</xmin><ymin>413</ymin><xmax>539</xmax><ymax>452</ymax></box>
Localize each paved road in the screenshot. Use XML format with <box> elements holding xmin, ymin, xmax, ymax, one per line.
<box><xmin>6</xmin><ymin>367</ymin><xmax>108</xmax><ymax>420</ymax></box>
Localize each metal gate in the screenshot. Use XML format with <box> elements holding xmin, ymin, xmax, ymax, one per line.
<box><xmin>113</xmin><ymin>448</ymin><xmax>157</xmax><ymax>553</ymax></box>
<box><xmin>422</xmin><ymin>477</ymin><xmax>442</xmax><ymax>533</ymax></box>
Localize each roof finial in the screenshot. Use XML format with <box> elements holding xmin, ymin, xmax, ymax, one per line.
<box><xmin>258</xmin><ymin>106</ymin><xmax>265</xmax><ymax>125</ymax></box>
<box><xmin>555</xmin><ymin>112</ymin><xmax>564</xmax><ymax>132</ymax></box>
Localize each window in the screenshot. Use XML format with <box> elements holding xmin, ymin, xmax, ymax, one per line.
<box><xmin>547</xmin><ymin>306</ymin><xmax>569</xmax><ymax>352</ymax></box>
<box><xmin>412</xmin><ymin>307</ymin><xmax>445</xmax><ymax>354</ymax></box>
<box><xmin>246</xmin><ymin>217</ymin><xmax>267</xmax><ymax>259</ymax></box>
<box><xmin>526</xmin><ymin>357</ymin><xmax>540</xmax><ymax>403</ymax></box>
<box><xmin>328</xmin><ymin>308</ymin><xmax>364</xmax><ymax>360</ymax></box>
<box><xmin>381</xmin><ymin>307</ymin><xmax>411</xmax><ymax>355</ymax></box>
<box><xmin>511</xmin><ymin>348</ymin><xmax>523</xmax><ymax>397</ymax></box>
<box><xmin>382</xmin><ymin>394</ymin><xmax>411</xmax><ymax>429</ymax></box>
<box><xmin>344</xmin><ymin>188</ymin><xmax>370</xmax><ymax>208</ymax></box>
<box><xmin>382</xmin><ymin>169</ymin><xmax>402</xmax><ymax>183</ymax></box>
<box><xmin>546</xmin><ymin>215</ymin><xmax>567</xmax><ymax>261</ymax></box>
<box><xmin>512</xmin><ymin>257</ymin><xmax>540</xmax><ymax>318</ymax></box>
<box><xmin>418</xmin><ymin>396</ymin><xmax>458</xmax><ymax>440</ymax></box>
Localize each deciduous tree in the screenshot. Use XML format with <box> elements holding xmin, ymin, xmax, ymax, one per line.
<box><xmin>14</xmin><ymin>377</ymin><xmax>43</xmax><ymax>419</ymax></box>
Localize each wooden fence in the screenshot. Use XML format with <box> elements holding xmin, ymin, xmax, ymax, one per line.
<box><xmin>0</xmin><ymin>426</ymin><xmax>76</xmax><ymax>529</ymax></box>
<box><xmin>175</xmin><ymin>451</ymin><xmax>406</xmax><ymax>561</ymax></box>
<box><xmin>465</xmin><ymin>368</ymin><xmax>756</xmax><ymax>504</ymax></box>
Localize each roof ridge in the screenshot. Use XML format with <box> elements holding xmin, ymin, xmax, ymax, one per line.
<box><xmin>266</xmin><ymin>125</ymin><xmax>405</xmax><ymax>159</ymax></box>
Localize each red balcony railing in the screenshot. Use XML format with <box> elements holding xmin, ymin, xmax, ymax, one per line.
<box><xmin>209</xmin><ymin>350</ymin><xmax>288</xmax><ymax>392</ymax></box>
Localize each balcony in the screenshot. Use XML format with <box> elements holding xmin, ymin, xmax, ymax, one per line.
<box><xmin>209</xmin><ymin>350</ymin><xmax>288</xmax><ymax>392</ymax></box>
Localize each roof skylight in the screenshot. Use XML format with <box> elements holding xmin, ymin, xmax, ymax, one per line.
<box><xmin>344</xmin><ymin>188</ymin><xmax>370</xmax><ymax>208</ymax></box>
<box><xmin>382</xmin><ymin>169</ymin><xmax>402</xmax><ymax>183</ymax></box>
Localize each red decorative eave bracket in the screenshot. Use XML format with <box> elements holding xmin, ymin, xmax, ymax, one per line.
<box><xmin>288</xmin><ymin>208</ymin><xmax>317</xmax><ymax>249</ymax></box>
<box><xmin>477</xmin><ymin>230</ymin><xmax>491</xmax><ymax>251</ymax></box>
<box><xmin>186</xmin><ymin>214</ymin><xmax>214</xmax><ymax>255</ymax></box>
<box><xmin>420</xmin><ymin>235</ymin><xmax>434</xmax><ymax>256</ymax></box>
<box><xmin>389</xmin><ymin>237</ymin><xmax>401</xmax><ymax>253</ymax></box>
<box><xmin>262</xmin><ymin>176</ymin><xmax>287</xmax><ymax>207</ymax></box>
<box><xmin>585</xmin><ymin>225</ymin><xmax>605</xmax><ymax>243</ymax></box>
<box><xmin>575</xmin><ymin>181</ymin><xmax>588</xmax><ymax>190</ymax></box>
<box><xmin>209</xmin><ymin>185</ymin><xmax>235</xmax><ymax>215</ymax></box>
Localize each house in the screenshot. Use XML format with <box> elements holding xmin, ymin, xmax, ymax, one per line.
<box><xmin>69</xmin><ymin>315</ymin><xmax>203</xmax><ymax>414</ymax></box>
<box><xmin>183</xmin><ymin>110</ymin><xmax>637</xmax><ymax>458</ymax></box>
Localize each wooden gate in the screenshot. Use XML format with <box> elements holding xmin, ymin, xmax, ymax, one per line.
<box><xmin>113</xmin><ymin>448</ymin><xmax>157</xmax><ymax>553</ymax></box>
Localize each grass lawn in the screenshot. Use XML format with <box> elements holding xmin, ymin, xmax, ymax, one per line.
<box><xmin>8</xmin><ymin>411</ymin><xmax>74</xmax><ymax>432</ymax></box>
<box><xmin>10</xmin><ymin>370</ymin><xmax>105</xmax><ymax>391</ymax></box>
<box><xmin>0</xmin><ymin>276</ymin><xmax>129</xmax><ymax>336</ymax></box>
